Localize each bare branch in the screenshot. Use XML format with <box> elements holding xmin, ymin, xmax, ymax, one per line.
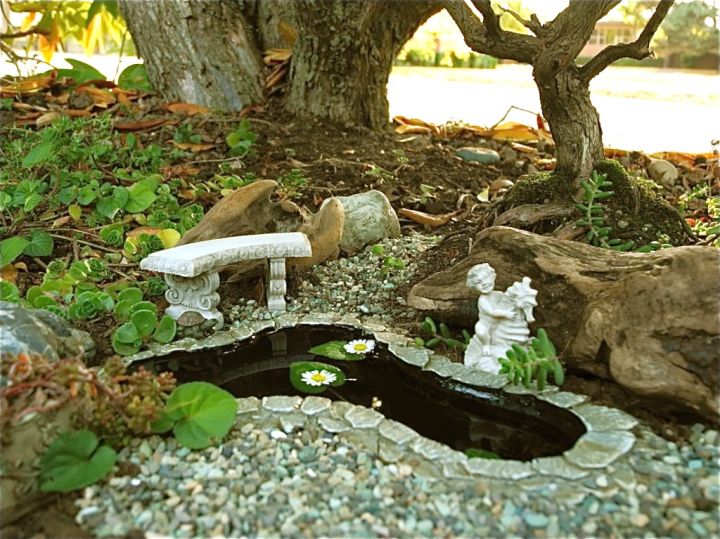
<box><xmin>540</xmin><ymin>0</ymin><xmax>620</xmax><ymax>69</ymax></box>
<box><xmin>441</xmin><ymin>0</ymin><xmax>539</xmax><ymax>64</ymax></box>
<box><xmin>580</xmin><ymin>0</ymin><xmax>674</xmax><ymax>81</ymax></box>
<box><xmin>0</xmin><ymin>27</ymin><xmax>50</xmax><ymax>39</ymax></box>
<box><xmin>497</xmin><ymin>5</ymin><xmax>543</xmax><ymax>36</ymax></box>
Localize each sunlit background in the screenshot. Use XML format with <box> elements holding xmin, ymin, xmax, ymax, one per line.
<box><xmin>2</xmin><ymin>0</ymin><xmax>719</xmax><ymax>154</ymax></box>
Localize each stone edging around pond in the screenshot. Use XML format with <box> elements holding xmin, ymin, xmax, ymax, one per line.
<box><xmin>125</xmin><ymin>312</ymin><xmax>640</xmax><ymax>482</ymax></box>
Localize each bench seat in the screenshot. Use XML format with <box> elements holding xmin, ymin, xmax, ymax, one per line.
<box><xmin>140</xmin><ymin>232</ymin><xmax>312</xmax><ymax>329</ymax></box>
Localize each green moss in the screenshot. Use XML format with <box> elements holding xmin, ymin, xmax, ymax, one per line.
<box><xmin>502</xmin><ymin>170</ymin><xmax>576</xmax><ymax>207</ymax></box>
<box><xmin>594</xmin><ymin>160</ymin><xmax>687</xmax><ymax>245</ymax></box>
<box><xmin>499</xmin><ymin>159</ymin><xmax>688</xmax><ymax>246</ymax></box>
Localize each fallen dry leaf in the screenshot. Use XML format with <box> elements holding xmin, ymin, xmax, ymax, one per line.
<box><xmin>171</xmin><ymin>141</ymin><xmax>216</xmax><ymax>153</ymax></box>
<box><xmin>0</xmin><ymin>264</ymin><xmax>18</xmax><ymax>284</ymax></box>
<box><xmin>398</xmin><ymin>208</ymin><xmax>456</xmax><ymax>228</ymax></box>
<box><xmin>127</xmin><ymin>226</ymin><xmax>162</xmax><ymax>238</ymax></box>
<box><xmin>36</xmin><ymin>111</ymin><xmax>60</xmax><ymax>127</ymax></box>
<box><xmin>162</xmin><ymin>164</ymin><xmax>201</xmax><ymax>178</ymax></box>
<box><xmin>114</xmin><ymin>118</ymin><xmax>168</xmax><ymax>132</ymax></box>
<box><xmin>66</xmin><ymin>109</ymin><xmax>92</xmax><ymax>117</ymax></box>
<box><xmin>0</xmin><ymin>71</ymin><xmax>56</xmax><ymax>95</ymax></box>
<box><xmin>52</xmin><ymin>215</ymin><xmax>72</xmax><ymax>228</ymax></box>
<box><xmin>76</xmin><ymin>85</ymin><xmax>116</xmax><ymax>108</ymax></box>
<box><xmin>166</xmin><ymin>102</ymin><xmax>210</xmax><ymax>116</ymax></box>
<box><xmin>264</xmin><ymin>48</ymin><xmax>292</xmax><ymax>64</ymax></box>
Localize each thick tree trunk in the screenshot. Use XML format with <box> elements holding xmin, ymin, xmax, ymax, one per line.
<box><xmin>119</xmin><ymin>0</ymin><xmax>264</xmax><ymax>110</ymax></box>
<box><xmin>533</xmin><ymin>67</ymin><xmax>604</xmax><ymax>180</ymax></box>
<box><xmin>285</xmin><ymin>1</ymin><xmax>439</xmax><ymax>129</ymax></box>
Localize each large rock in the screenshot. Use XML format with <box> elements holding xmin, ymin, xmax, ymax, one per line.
<box><xmin>0</xmin><ymin>302</ymin><xmax>95</xmax><ymax>361</ymax></box>
<box><xmin>179</xmin><ymin>180</ymin><xmax>291</xmax><ymax>245</ymax></box>
<box><xmin>292</xmin><ymin>198</ymin><xmax>345</xmax><ymax>267</ymax></box>
<box><xmin>321</xmin><ymin>190</ymin><xmax>401</xmax><ymax>254</ymax></box>
<box><xmin>408</xmin><ymin>227</ymin><xmax>720</xmax><ymax>422</ymax></box>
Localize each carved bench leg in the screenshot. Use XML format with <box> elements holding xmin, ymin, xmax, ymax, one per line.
<box><xmin>164</xmin><ymin>272</ymin><xmax>224</xmax><ymax>329</ymax></box>
<box><xmin>267</xmin><ymin>257</ymin><xmax>287</xmax><ymax>311</ymax></box>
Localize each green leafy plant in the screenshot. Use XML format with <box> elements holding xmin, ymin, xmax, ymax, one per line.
<box><xmin>151</xmin><ymin>382</ymin><xmax>238</xmax><ymax>449</ymax></box>
<box><xmin>498</xmin><ymin>329</ymin><xmax>565</xmax><ymax>390</ymax></box>
<box><xmin>99</xmin><ymin>223</ymin><xmax>125</xmax><ymax>247</ymax></box>
<box><xmin>39</xmin><ymin>430</ymin><xmax>117</xmax><ymax>493</ymax></box>
<box><xmin>0</xmin><ymin>231</ymin><xmax>54</xmax><ymax>267</ymax></box>
<box><xmin>370</xmin><ymin>244</ymin><xmax>406</xmax><ymax>271</ymax></box>
<box><xmin>308</xmin><ymin>341</ymin><xmax>367</xmax><ymax>361</ymax></box>
<box><xmin>414</xmin><ymin>316</ymin><xmax>471</xmax><ymax>350</ymax></box>
<box><xmin>575</xmin><ymin>170</ymin><xmax>635</xmax><ymax>251</ymax></box>
<box><xmin>67</xmin><ymin>289</ymin><xmax>114</xmax><ymax>320</ymax></box>
<box><xmin>277</xmin><ymin>169</ymin><xmax>307</xmax><ymax>197</ymax></box>
<box><xmin>112</xmin><ymin>310</ymin><xmax>176</xmax><ymax>355</ymax></box>
<box><xmin>289</xmin><ymin>361</ymin><xmax>347</xmax><ymax>395</ymax></box>
<box><xmin>117</xmin><ymin>64</ymin><xmax>153</xmax><ymax>92</ymax></box>
<box><xmin>226</xmin><ymin>119</ymin><xmax>257</xmax><ymax>157</ymax></box>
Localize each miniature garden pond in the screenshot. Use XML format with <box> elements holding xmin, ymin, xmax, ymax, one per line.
<box><xmin>137</xmin><ymin>325</ymin><xmax>585</xmax><ymax>462</ymax></box>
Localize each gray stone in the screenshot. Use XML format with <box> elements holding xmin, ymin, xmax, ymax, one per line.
<box><xmin>464</xmin><ymin>458</ymin><xmax>534</xmax><ymax>479</ymax></box>
<box><xmin>537</xmin><ymin>391</ymin><xmax>588</xmax><ymax>408</ymax></box>
<box><xmin>322</xmin><ymin>191</ymin><xmax>401</xmax><ymax>254</ymax></box>
<box><xmin>411</xmin><ymin>438</ymin><xmax>455</xmax><ymax>460</ymax></box>
<box><xmin>422</xmin><ymin>355</ymin><xmax>464</xmax><ymax>378</ymax></box>
<box><xmin>564</xmin><ymin>431</ymin><xmax>636</xmax><ymax>468</ymax></box>
<box><xmin>345</xmin><ymin>406</ymin><xmax>384</xmax><ymax>429</ymax></box>
<box><xmin>378</xmin><ymin>419</ymin><xmax>420</xmax><ymax>446</ymax></box>
<box><xmin>0</xmin><ymin>301</ymin><xmax>95</xmax><ymax>361</ymax></box>
<box><xmin>373</xmin><ymin>332</ymin><xmax>409</xmax><ymax>347</ymax></box>
<box><xmin>503</xmin><ymin>383</ymin><xmax>558</xmax><ymax>396</ymax></box>
<box><xmin>572</xmin><ymin>404</ymin><xmax>638</xmax><ymax>432</ymax></box>
<box><xmin>456</xmin><ymin>147</ymin><xmax>501</xmax><ymax>164</ymax></box>
<box><xmin>280</xmin><ymin>412</ymin><xmax>306</xmax><ymax>433</ymax></box>
<box><xmin>531</xmin><ymin>456</ymin><xmax>590</xmax><ymax>480</ymax></box>
<box><xmin>318</xmin><ymin>416</ymin><xmax>350</xmax><ymax>433</ymax></box>
<box><xmin>300</xmin><ymin>396</ymin><xmax>331</xmax><ymax>415</ymax></box>
<box><xmin>261</xmin><ymin>396</ymin><xmax>301</xmax><ymax>413</ymax></box>
<box><xmin>378</xmin><ymin>439</ymin><xmax>405</xmax><ymax>463</ymax></box>
<box><xmin>235</xmin><ymin>397</ymin><xmax>261</xmax><ymax>415</ymax></box>
<box><xmin>388</xmin><ymin>344</ymin><xmax>430</xmax><ymax>368</ymax></box>
<box><xmin>451</xmin><ymin>368</ymin><xmax>508</xmax><ymax>389</ymax></box>
<box><xmin>299</xmin><ymin>313</ymin><xmax>340</xmax><ymax>325</ymax></box>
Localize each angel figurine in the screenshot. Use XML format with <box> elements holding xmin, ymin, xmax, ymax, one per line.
<box><xmin>463</xmin><ymin>263</ymin><xmax>538</xmax><ymax>373</ymax></box>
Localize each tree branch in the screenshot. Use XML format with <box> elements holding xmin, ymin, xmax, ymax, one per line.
<box><xmin>497</xmin><ymin>5</ymin><xmax>543</xmax><ymax>36</ymax></box>
<box><xmin>580</xmin><ymin>0</ymin><xmax>674</xmax><ymax>81</ymax></box>
<box><xmin>0</xmin><ymin>27</ymin><xmax>50</xmax><ymax>39</ymax></box>
<box><xmin>441</xmin><ymin>0</ymin><xmax>539</xmax><ymax>64</ymax></box>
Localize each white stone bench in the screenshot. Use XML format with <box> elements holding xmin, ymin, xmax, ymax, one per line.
<box><xmin>140</xmin><ymin>232</ymin><xmax>312</xmax><ymax>329</ymax></box>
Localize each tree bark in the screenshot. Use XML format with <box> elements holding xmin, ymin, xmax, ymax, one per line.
<box><xmin>443</xmin><ymin>0</ymin><xmax>672</xmax><ymax>181</ymax></box>
<box><xmin>533</xmin><ymin>67</ymin><xmax>603</xmax><ymax>180</ymax></box>
<box><xmin>285</xmin><ymin>0</ymin><xmax>439</xmax><ymax>129</ymax></box>
<box><xmin>119</xmin><ymin>0</ymin><xmax>264</xmax><ymax>111</ymax></box>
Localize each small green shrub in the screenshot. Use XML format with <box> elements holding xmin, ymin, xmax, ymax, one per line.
<box><xmin>498</xmin><ymin>329</ymin><xmax>565</xmax><ymax>390</ymax></box>
<box><xmin>414</xmin><ymin>316</ymin><xmax>471</xmax><ymax>351</ymax></box>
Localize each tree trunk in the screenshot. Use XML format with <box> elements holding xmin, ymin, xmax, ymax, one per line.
<box><xmin>119</xmin><ymin>0</ymin><xmax>264</xmax><ymax>111</ymax></box>
<box><xmin>533</xmin><ymin>66</ymin><xmax>604</xmax><ymax>180</ymax></box>
<box><xmin>285</xmin><ymin>1</ymin><xmax>439</xmax><ymax>129</ymax></box>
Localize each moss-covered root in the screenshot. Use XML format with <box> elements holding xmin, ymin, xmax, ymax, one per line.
<box><xmin>497</xmin><ymin>159</ymin><xmax>690</xmax><ymax>246</ymax></box>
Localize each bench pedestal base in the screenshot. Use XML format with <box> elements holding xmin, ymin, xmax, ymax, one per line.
<box><xmin>164</xmin><ymin>272</ymin><xmax>224</xmax><ymax>329</ymax></box>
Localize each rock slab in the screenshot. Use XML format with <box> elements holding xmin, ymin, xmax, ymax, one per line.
<box><xmin>0</xmin><ymin>301</ymin><xmax>95</xmax><ymax>361</ymax></box>
<box><xmin>322</xmin><ymin>190</ymin><xmax>401</xmax><ymax>254</ymax></box>
<box><xmin>408</xmin><ymin>226</ymin><xmax>720</xmax><ymax>422</ymax></box>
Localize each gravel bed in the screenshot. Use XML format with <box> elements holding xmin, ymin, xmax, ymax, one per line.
<box><xmin>227</xmin><ymin>234</ymin><xmax>439</xmax><ymax>325</ymax></box>
<box><xmin>78</xmin><ymin>233</ymin><xmax>719</xmax><ymax>537</ymax></box>
<box><xmin>76</xmin><ymin>422</ymin><xmax>719</xmax><ymax>538</ymax></box>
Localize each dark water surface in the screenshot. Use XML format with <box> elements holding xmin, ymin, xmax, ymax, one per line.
<box><xmin>137</xmin><ymin>325</ymin><xmax>585</xmax><ymax>461</ymax></box>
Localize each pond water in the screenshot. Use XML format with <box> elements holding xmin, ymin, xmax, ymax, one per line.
<box><xmin>137</xmin><ymin>325</ymin><xmax>585</xmax><ymax>461</ymax></box>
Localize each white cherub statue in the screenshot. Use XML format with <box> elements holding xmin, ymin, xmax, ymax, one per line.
<box><xmin>463</xmin><ymin>263</ymin><xmax>538</xmax><ymax>373</ymax></box>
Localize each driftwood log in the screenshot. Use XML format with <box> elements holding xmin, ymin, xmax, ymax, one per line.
<box><xmin>408</xmin><ymin>226</ymin><xmax>720</xmax><ymax>422</ymax></box>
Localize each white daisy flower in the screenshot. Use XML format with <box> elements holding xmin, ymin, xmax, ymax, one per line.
<box><xmin>301</xmin><ymin>369</ymin><xmax>337</xmax><ymax>387</ymax></box>
<box><xmin>344</xmin><ymin>339</ymin><xmax>375</xmax><ymax>354</ymax></box>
